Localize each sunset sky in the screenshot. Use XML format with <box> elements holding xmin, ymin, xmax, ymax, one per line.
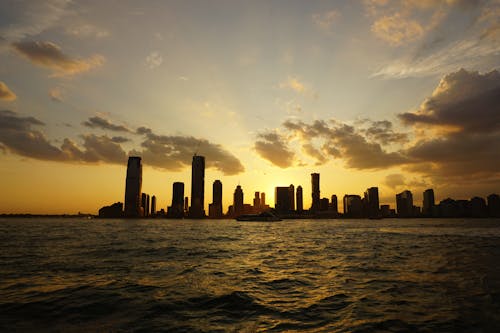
<box><xmin>0</xmin><ymin>0</ymin><xmax>499</xmax><ymax>214</ymax></box>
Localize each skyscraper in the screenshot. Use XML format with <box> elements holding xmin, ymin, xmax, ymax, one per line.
<box><xmin>396</xmin><ymin>190</ymin><xmax>413</xmax><ymax>217</ymax></box>
<box><xmin>189</xmin><ymin>154</ymin><xmax>205</xmax><ymax>218</ymax></box>
<box><xmin>151</xmin><ymin>195</ymin><xmax>156</xmax><ymax>216</ymax></box>
<box><xmin>343</xmin><ymin>194</ymin><xmax>363</xmax><ymax>218</ymax></box>
<box><xmin>233</xmin><ymin>185</ymin><xmax>244</xmax><ymax>217</ymax></box>
<box><xmin>330</xmin><ymin>194</ymin><xmax>338</xmax><ymax>214</ymax></box>
<box><xmin>124</xmin><ymin>156</ymin><xmax>142</xmax><ymax>217</ymax></box>
<box><xmin>364</xmin><ymin>187</ymin><xmax>380</xmax><ymax>218</ymax></box>
<box><xmin>311</xmin><ymin>173</ymin><xmax>320</xmax><ymax>211</ymax></box>
<box><xmin>253</xmin><ymin>192</ymin><xmax>260</xmax><ymax>211</ymax></box>
<box><xmin>422</xmin><ymin>189</ymin><xmax>435</xmax><ymax>217</ymax></box>
<box><xmin>168</xmin><ymin>182</ymin><xmax>184</xmax><ymax>218</ymax></box>
<box><xmin>275</xmin><ymin>186</ymin><xmax>291</xmax><ymax>213</ymax></box>
<box><xmin>289</xmin><ymin>184</ymin><xmax>295</xmax><ymax>211</ymax></box>
<box><xmin>261</xmin><ymin>192</ymin><xmax>266</xmax><ymax>207</ymax></box>
<box><xmin>209</xmin><ymin>180</ymin><xmax>223</xmax><ymax>218</ymax></box>
<box><xmin>296</xmin><ymin>186</ymin><xmax>303</xmax><ymax>213</ymax></box>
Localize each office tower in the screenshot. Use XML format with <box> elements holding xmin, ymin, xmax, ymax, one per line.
<box><xmin>261</xmin><ymin>192</ymin><xmax>266</xmax><ymax>207</ymax></box>
<box><xmin>124</xmin><ymin>156</ymin><xmax>142</xmax><ymax>217</ymax></box>
<box><xmin>233</xmin><ymin>185</ymin><xmax>244</xmax><ymax>217</ymax></box>
<box><xmin>146</xmin><ymin>194</ymin><xmax>150</xmax><ymax>217</ymax></box>
<box><xmin>296</xmin><ymin>186</ymin><xmax>303</xmax><ymax>213</ymax></box>
<box><xmin>311</xmin><ymin>173</ymin><xmax>320</xmax><ymax>211</ymax></box>
<box><xmin>151</xmin><ymin>195</ymin><xmax>156</xmax><ymax>216</ymax></box>
<box><xmin>343</xmin><ymin>194</ymin><xmax>363</xmax><ymax>218</ymax></box>
<box><xmin>184</xmin><ymin>197</ymin><xmax>189</xmax><ymax>214</ymax></box>
<box><xmin>289</xmin><ymin>184</ymin><xmax>295</xmax><ymax>211</ymax></box>
<box><xmin>487</xmin><ymin>194</ymin><xmax>500</xmax><ymax>217</ymax></box>
<box><xmin>189</xmin><ymin>154</ymin><xmax>205</xmax><ymax>218</ymax></box>
<box><xmin>320</xmin><ymin>198</ymin><xmax>329</xmax><ymax>211</ymax></box>
<box><xmin>396</xmin><ymin>190</ymin><xmax>413</xmax><ymax>217</ymax></box>
<box><xmin>275</xmin><ymin>186</ymin><xmax>291</xmax><ymax>213</ymax></box>
<box><xmin>168</xmin><ymin>182</ymin><xmax>184</xmax><ymax>218</ymax></box>
<box><xmin>364</xmin><ymin>187</ymin><xmax>380</xmax><ymax>218</ymax></box>
<box><xmin>253</xmin><ymin>192</ymin><xmax>260</xmax><ymax>211</ymax></box>
<box><xmin>330</xmin><ymin>195</ymin><xmax>338</xmax><ymax>213</ymax></box>
<box><xmin>141</xmin><ymin>193</ymin><xmax>147</xmax><ymax>217</ymax></box>
<box><xmin>209</xmin><ymin>180</ymin><xmax>223</xmax><ymax>218</ymax></box>
<box><xmin>422</xmin><ymin>189</ymin><xmax>435</xmax><ymax>217</ymax></box>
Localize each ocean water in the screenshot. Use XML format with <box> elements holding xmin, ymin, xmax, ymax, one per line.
<box><xmin>1</xmin><ymin>218</ymin><xmax>500</xmax><ymax>332</ymax></box>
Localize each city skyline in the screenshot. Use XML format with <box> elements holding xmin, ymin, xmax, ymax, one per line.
<box><xmin>0</xmin><ymin>1</ymin><xmax>499</xmax><ymax>214</ymax></box>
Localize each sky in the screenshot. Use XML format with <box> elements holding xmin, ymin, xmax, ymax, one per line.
<box><xmin>0</xmin><ymin>0</ymin><xmax>499</xmax><ymax>214</ymax></box>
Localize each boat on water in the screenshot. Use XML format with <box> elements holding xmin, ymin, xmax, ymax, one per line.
<box><xmin>236</xmin><ymin>211</ymin><xmax>282</xmax><ymax>222</ymax></box>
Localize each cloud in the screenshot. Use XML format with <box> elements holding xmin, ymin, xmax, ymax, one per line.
<box><xmin>359</xmin><ymin>119</ymin><xmax>409</xmax><ymax>144</ymax></box>
<box><xmin>254</xmin><ymin>131</ymin><xmax>295</xmax><ymax>168</ymax></box>
<box><xmin>65</xmin><ymin>23</ymin><xmax>110</xmax><ymax>38</ymax></box>
<box><xmin>282</xmin><ymin>119</ymin><xmax>408</xmax><ymax>169</ymax></box>
<box><xmin>0</xmin><ymin>0</ymin><xmax>71</xmax><ymax>43</ymax></box>
<box><xmin>11</xmin><ymin>40</ymin><xmax>104</xmax><ymax>76</ymax></box>
<box><xmin>48</xmin><ymin>87</ymin><xmax>63</xmax><ymax>102</ymax></box>
<box><xmin>110</xmin><ymin>136</ymin><xmax>130</xmax><ymax>143</ymax></box>
<box><xmin>279</xmin><ymin>76</ymin><xmax>317</xmax><ymax>98</ymax></box>
<box><xmin>371</xmin><ymin>13</ymin><xmax>424</xmax><ymax>45</ymax></box>
<box><xmin>312</xmin><ymin>10</ymin><xmax>340</xmax><ymax>32</ymax></box>
<box><xmin>146</xmin><ymin>51</ymin><xmax>163</xmax><ymax>69</ymax></box>
<box><xmin>0</xmin><ymin>81</ymin><xmax>16</xmax><ymax>101</ymax></box>
<box><xmin>399</xmin><ymin>68</ymin><xmax>500</xmax><ymax>181</ymax></box>
<box><xmin>0</xmin><ymin>109</ymin><xmax>127</xmax><ymax>164</ymax></box>
<box><xmin>399</xmin><ymin>69</ymin><xmax>500</xmax><ymax>133</ymax></box>
<box><xmin>82</xmin><ymin>116</ymin><xmax>131</xmax><ymax>132</ymax></box>
<box><xmin>370</xmin><ymin>0</ymin><xmax>500</xmax><ymax>77</ymax></box>
<box><xmin>133</xmin><ymin>128</ymin><xmax>244</xmax><ymax>175</ymax></box>
<box><xmin>384</xmin><ymin>173</ymin><xmax>406</xmax><ymax>189</ymax></box>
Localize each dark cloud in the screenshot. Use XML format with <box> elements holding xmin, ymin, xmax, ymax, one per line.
<box><xmin>384</xmin><ymin>173</ymin><xmax>406</xmax><ymax>189</ymax></box>
<box><xmin>279</xmin><ymin>119</ymin><xmax>408</xmax><ymax>169</ymax></box>
<box><xmin>133</xmin><ymin>128</ymin><xmax>244</xmax><ymax>175</ymax></box>
<box><xmin>361</xmin><ymin>119</ymin><xmax>409</xmax><ymax>145</ymax></box>
<box><xmin>83</xmin><ymin>116</ymin><xmax>131</xmax><ymax>132</ymax></box>
<box><xmin>0</xmin><ymin>110</ymin><xmax>126</xmax><ymax>164</ymax></box>
<box><xmin>0</xmin><ymin>81</ymin><xmax>16</xmax><ymax>101</ymax></box>
<box><xmin>399</xmin><ymin>68</ymin><xmax>500</xmax><ymax>182</ymax></box>
<box><xmin>11</xmin><ymin>40</ymin><xmax>104</xmax><ymax>76</ymax></box>
<box><xmin>254</xmin><ymin>131</ymin><xmax>295</xmax><ymax>168</ymax></box>
<box><xmin>399</xmin><ymin>69</ymin><xmax>500</xmax><ymax>133</ymax></box>
<box><xmin>110</xmin><ymin>136</ymin><xmax>130</xmax><ymax>143</ymax></box>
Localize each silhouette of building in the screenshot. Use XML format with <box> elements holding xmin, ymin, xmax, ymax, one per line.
<box><xmin>364</xmin><ymin>187</ymin><xmax>380</xmax><ymax>218</ymax></box>
<box><xmin>380</xmin><ymin>204</ymin><xmax>393</xmax><ymax>218</ymax></box>
<box><xmin>151</xmin><ymin>195</ymin><xmax>156</xmax><ymax>216</ymax></box>
<box><xmin>343</xmin><ymin>195</ymin><xmax>363</xmax><ymax>218</ymax></box>
<box><xmin>320</xmin><ymin>198</ymin><xmax>329</xmax><ymax>211</ymax></box>
<box><xmin>184</xmin><ymin>197</ymin><xmax>189</xmax><ymax>215</ymax></box>
<box><xmin>99</xmin><ymin>202</ymin><xmax>123</xmax><ymax>218</ymax></box>
<box><xmin>233</xmin><ymin>185</ymin><xmax>244</xmax><ymax>217</ymax></box>
<box><xmin>468</xmin><ymin>197</ymin><xmax>487</xmax><ymax>217</ymax></box>
<box><xmin>124</xmin><ymin>156</ymin><xmax>142</xmax><ymax>217</ymax></box>
<box><xmin>275</xmin><ymin>186</ymin><xmax>292</xmax><ymax>213</ymax></box>
<box><xmin>330</xmin><ymin>195</ymin><xmax>338</xmax><ymax>214</ymax></box>
<box><xmin>311</xmin><ymin>173</ymin><xmax>320</xmax><ymax>211</ymax></box>
<box><xmin>146</xmin><ymin>194</ymin><xmax>150</xmax><ymax>217</ymax></box>
<box><xmin>209</xmin><ymin>180</ymin><xmax>223</xmax><ymax>218</ymax></box>
<box><xmin>261</xmin><ymin>192</ymin><xmax>266</xmax><ymax>207</ymax></box>
<box><xmin>141</xmin><ymin>193</ymin><xmax>148</xmax><ymax>217</ymax></box>
<box><xmin>396</xmin><ymin>190</ymin><xmax>413</xmax><ymax>217</ymax></box>
<box><xmin>296</xmin><ymin>186</ymin><xmax>303</xmax><ymax>213</ymax></box>
<box><xmin>289</xmin><ymin>185</ymin><xmax>295</xmax><ymax>211</ymax></box>
<box><xmin>189</xmin><ymin>155</ymin><xmax>205</xmax><ymax>218</ymax></box>
<box><xmin>253</xmin><ymin>192</ymin><xmax>261</xmax><ymax>212</ymax></box>
<box><xmin>168</xmin><ymin>182</ymin><xmax>184</xmax><ymax>218</ymax></box>
<box><xmin>488</xmin><ymin>194</ymin><xmax>500</xmax><ymax>217</ymax></box>
<box><xmin>422</xmin><ymin>189</ymin><xmax>435</xmax><ymax>217</ymax></box>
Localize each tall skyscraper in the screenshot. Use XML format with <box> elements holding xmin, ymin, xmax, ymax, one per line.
<box><xmin>124</xmin><ymin>156</ymin><xmax>142</xmax><ymax>217</ymax></box>
<box><xmin>151</xmin><ymin>195</ymin><xmax>156</xmax><ymax>216</ymax></box>
<box><xmin>422</xmin><ymin>189</ymin><xmax>435</xmax><ymax>217</ymax></box>
<box><xmin>168</xmin><ymin>182</ymin><xmax>184</xmax><ymax>218</ymax></box>
<box><xmin>261</xmin><ymin>192</ymin><xmax>266</xmax><ymax>207</ymax></box>
<box><xmin>209</xmin><ymin>180</ymin><xmax>223</xmax><ymax>218</ymax></box>
<box><xmin>343</xmin><ymin>194</ymin><xmax>363</xmax><ymax>217</ymax></box>
<box><xmin>146</xmin><ymin>194</ymin><xmax>150</xmax><ymax>217</ymax></box>
<box><xmin>233</xmin><ymin>185</ymin><xmax>244</xmax><ymax>217</ymax></box>
<box><xmin>141</xmin><ymin>193</ymin><xmax>147</xmax><ymax>217</ymax></box>
<box><xmin>189</xmin><ymin>154</ymin><xmax>205</xmax><ymax>218</ymax></box>
<box><xmin>330</xmin><ymin>194</ymin><xmax>338</xmax><ymax>214</ymax></box>
<box><xmin>253</xmin><ymin>192</ymin><xmax>261</xmax><ymax>211</ymax></box>
<box><xmin>396</xmin><ymin>190</ymin><xmax>413</xmax><ymax>217</ymax></box>
<box><xmin>296</xmin><ymin>186</ymin><xmax>303</xmax><ymax>213</ymax></box>
<box><xmin>364</xmin><ymin>187</ymin><xmax>380</xmax><ymax>218</ymax></box>
<box><xmin>289</xmin><ymin>184</ymin><xmax>295</xmax><ymax>211</ymax></box>
<box><xmin>311</xmin><ymin>173</ymin><xmax>320</xmax><ymax>211</ymax></box>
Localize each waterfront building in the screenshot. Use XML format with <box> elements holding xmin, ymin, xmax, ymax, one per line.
<box><xmin>396</xmin><ymin>190</ymin><xmax>413</xmax><ymax>217</ymax></box>
<box><xmin>124</xmin><ymin>156</ymin><xmax>142</xmax><ymax>217</ymax></box>
<box><xmin>311</xmin><ymin>173</ymin><xmax>320</xmax><ymax>211</ymax></box>
<box><xmin>233</xmin><ymin>185</ymin><xmax>244</xmax><ymax>217</ymax></box>
<box><xmin>422</xmin><ymin>189</ymin><xmax>435</xmax><ymax>217</ymax></box>
<box><xmin>296</xmin><ymin>186</ymin><xmax>303</xmax><ymax>213</ymax></box>
<box><xmin>189</xmin><ymin>155</ymin><xmax>205</xmax><ymax>218</ymax></box>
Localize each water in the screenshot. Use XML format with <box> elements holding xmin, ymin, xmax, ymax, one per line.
<box><xmin>1</xmin><ymin>218</ymin><xmax>500</xmax><ymax>332</ymax></box>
